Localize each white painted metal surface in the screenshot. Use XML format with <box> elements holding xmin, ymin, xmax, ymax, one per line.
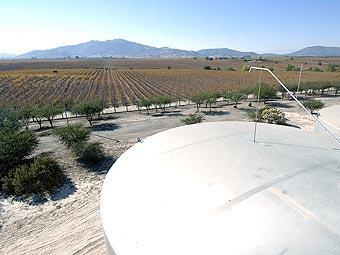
<box><xmin>320</xmin><ymin>105</ymin><xmax>340</xmax><ymax>131</ymax></box>
<box><xmin>101</xmin><ymin>121</ymin><xmax>340</xmax><ymax>255</ymax></box>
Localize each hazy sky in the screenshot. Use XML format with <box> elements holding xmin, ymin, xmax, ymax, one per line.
<box><xmin>1</xmin><ymin>0</ymin><xmax>340</xmax><ymax>54</ymax></box>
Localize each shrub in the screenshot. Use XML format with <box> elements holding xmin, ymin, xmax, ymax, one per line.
<box><xmin>0</xmin><ymin>129</ymin><xmax>38</xmax><ymax>179</ymax></box>
<box><xmin>54</xmin><ymin>124</ymin><xmax>90</xmax><ymax>148</ymax></box>
<box><xmin>2</xmin><ymin>155</ymin><xmax>64</xmax><ymax>196</ymax></box>
<box><xmin>303</xmin><ymin>99</ymin><xmax>325</xmax><ymax>114</ymax></box>
<box><xmin>325</xmin><ymin>64</ymin><xmax>339</xmax><ymax>72</ymax></box>
<box><xmin>182</xmin><ymin>113</ymin><xmax>204</xmax><ymax>125</ymax></box>
<box><xmin>72</xmin><ymin>142</ymin><xmax>104</xmax><ymax>164</ymax></box>
<box><xmin>261</xmin><ymin>108</ymin><xmax>286</xmax><ymax>124</ymax></box>
<box><xmin>248</xmin><ymin>107</ymin><xmax>285</xmax><ymax>125</ymax></box>
<box><xmin>203</xmin><ymin>65</ymin><xmax>211</xmax><ymax>70</ymax></box>
<box><xmin>0</xmin><ymin>106</ymin><xmax>22</xmax><ymax>131</ymax></box>
<box><xmin>242</xmin><ymin>65</ymin><xmax>250</xmax><ymax>72</ymax></box>
<box><xmin>247</xmin><ymin>107</ymin><xmax>268</xmax><ymax>122</ymax></box>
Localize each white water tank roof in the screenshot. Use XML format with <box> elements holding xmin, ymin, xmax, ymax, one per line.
<box><xmin>320</xmin><ymin>105</ymin><xmax>340</xmax><ymax>131</ymax></box>
<box><xmin>101</xmin><ymin>121</ymin><xmax>340</xmax><ymax>255</ymax></box>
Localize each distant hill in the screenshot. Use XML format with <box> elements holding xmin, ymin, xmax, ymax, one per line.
<box><xmin>14</xmin><ymin>39</ymin><xmax>340</xmax><ymax>59</ymax></box>
<box><xmin>18</xmin><ymin>39</ymin><xmax>198</xmax><ymax>59</ymax></box>
<box><xmin>197</xmin><ymin>48</ymin><xmax>257</xmax><ymax>58</ymax></box>
<box><xmin>289</xmin><ymin>46</ymin><xmax>340</xmax><ymax>57</ymax></box>
<box><xmin>0</xmin><ymin>53</ymin><xmax>17</xmax><ymax>59</ymax></box>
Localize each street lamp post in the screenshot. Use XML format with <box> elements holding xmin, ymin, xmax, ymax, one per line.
<box><xmin>297</xmin><ymin>63</ymin><xmax>303</xmax><ymax>93</ymax></box>
<box><xmin>56</xmin><ymin>70</ymin><xmax>69</xmax><ymax>125</ymax></box>
<box><xmin>249</xmin><ymin>66</ymin><xmax>340</xmax><ymax>146</ymax></box>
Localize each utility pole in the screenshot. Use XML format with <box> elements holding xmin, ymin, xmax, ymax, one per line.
<box><xmin>58</xmin><ymin>71</ymin><xmax>69</xmax><ymax>126</ymax></box>
<box><xmin>297</xmin><ymin>63</ymin><xmax>303</xmax><ymax>93</ymax></box>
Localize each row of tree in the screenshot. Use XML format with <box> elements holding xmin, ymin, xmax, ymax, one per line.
<box><xmin>3</xmin><ymin>80</ymin><xmax>340</xmax><ymax>126</ymax></box>
<box><xmin>286</xmin><ymin>63</ymin><xmax>340</xmax><ymax>72</ymax></box>
<box><xmin>136</xmin><ymin>95</ymin><xmax>172</xmax><ymax>114</ymax></box>
<box><xmin>189</xmin><ymin>84</ymin><xmax>278</xmax><ymax>111</ymax></box>
<box><xmin>4</xmin><ymin>98</ymin><xmax>107</xmax><ymax>129</ymax></box>
<box><xmin>279</xmin><ymin>81</ymin><xmax>340</xmax><ymax>99</ymax></box>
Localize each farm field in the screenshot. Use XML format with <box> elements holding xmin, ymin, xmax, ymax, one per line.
<box><xmin>1</xmin><ymin>58</ymin><xmax>340</xmax><ymax>255</ymax></box>
<box><xmin>1</xmin><ymin>57</ymin><xmax>340</xmax><ymax>107</ymax></box>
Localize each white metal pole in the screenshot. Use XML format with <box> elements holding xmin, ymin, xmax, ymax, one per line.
<box><xmin>59</xmin><ymin>72</ymin><xmax>69</xmax><ymax>126</ymax></box>
<box><xmin>249</xmin><ymin>66</ymin><xmax>340</xmax><ymax>147</ymax></box>
<box><xmin>253</xmin><ymin>70</ymin><xmax>262</xmax><ymax>142</ymax></box>
<box><xmin>297</xmin><ymin>63</ymin><xmax>303</xmax><ymax>93</ymax></box>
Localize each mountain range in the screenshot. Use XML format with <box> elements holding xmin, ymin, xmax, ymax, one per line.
<box><xmin>2</xmin><ymin>39</ymin><xmax>340</xmax><ymax>59</ymax></box>
<box><xmin>0</xmin><ymin>53</ymin><xmax>17</xmax><ymax>59</ymax></box>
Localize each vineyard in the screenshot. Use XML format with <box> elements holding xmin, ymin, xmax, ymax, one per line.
<box><xmin>1</xmin><ymin>58</ymin><xmax>340</xmax><ymax>108</ymax></box>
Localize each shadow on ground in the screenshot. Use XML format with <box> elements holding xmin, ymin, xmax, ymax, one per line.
<box><xmin>267</xmin><ymin>101</ymin><xmax>294</xmax><ymax>108</ymax></box>
<box><xmin>151</xmin><ymin>111</ymin><xmax>184</xmax><ymax>117</ymax></box>
<box><xmin>91</xmin><ymin>123</ymin><xmax>120</xmax><ymax>132</ymax></box>
<box><xmin>98</xmin><ymin>114</ymin><xmax>119</xmax><ymax>121</ymax></box>
<box><xmin>284</xmin><ymin>123</ymin><xmax>301</xmax><ymax>129</ymax></box>
<box><xmin>203</xmin><ymin>111</ymin><xmax>230</xmax><ymax>116</ymax></box>
<box><xmin>82</xmin><ymin>156</ymin><xmax>116</xmax><ymax>174</ymax></box>
<box><xmin>50</xmin><ymin>178</ymin><xmax>77</xmax><ymax>201</ymax></box>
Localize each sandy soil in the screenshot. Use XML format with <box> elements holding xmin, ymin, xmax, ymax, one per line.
<box><xmin>0</xmin><ymin>98</ymin><xmax>338</xmax><ymax>255</ymax></box>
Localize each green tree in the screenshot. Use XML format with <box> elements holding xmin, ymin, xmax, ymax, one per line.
<box><xmin>190</xmin><ymin>93</ymin><xmax>205</xmax><ymax>111</ymax></box>
<box><xmin>34</xmin><ymin>104</ymin><xmax>63</xmax><ymax>128</ymax></box>
<box><xmin>334</xmin><ymin>83</ymin><xmax>340</xmax><ymax>96</ymax></box>
<box><xmin>303</xmin><ymin>99</ymin><xmax>325</xmax><ymax>114</ymax></box>
<box><xmin>204</xmin><ymin>91</ymin><xmax>221</xmax><ymax>111</ymax></box>
<box><xmin>19</xmin><ymin>106</ymin><xmax>33</xmax><ymax>130</ymax></box>
<box><xmin>252</xmin><ymin>84</ymin><xmax>278</xmax><ymax>102</ymax></box>
<box><xmin>224</xmin><ymin>91</ymin><xmax>246</xmax><ymax>108</ymax></box>
<box><xmin>137</xmin><ymin>99</ymin><xmax>152</xmax><ymax>115</ymax></box>
<box><xmin>152</xmin><ymin>95</ymin><xmax>171</xmax><ymax>113</ymax></box>
<box><xmin>121</xmin><ymin>97</ymin><xmax>129</xmax><ymax>112</ymax></box>
<box><xmin>72</xmin><ymin>99</ymin><xmax>106</xmax><ymax>125</ymax></box>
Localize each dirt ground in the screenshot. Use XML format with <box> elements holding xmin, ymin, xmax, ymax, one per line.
<box><xmin>0</xmin><ymin>97</ymin><xmax>338</xmax><ymax>255</ymax></box>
